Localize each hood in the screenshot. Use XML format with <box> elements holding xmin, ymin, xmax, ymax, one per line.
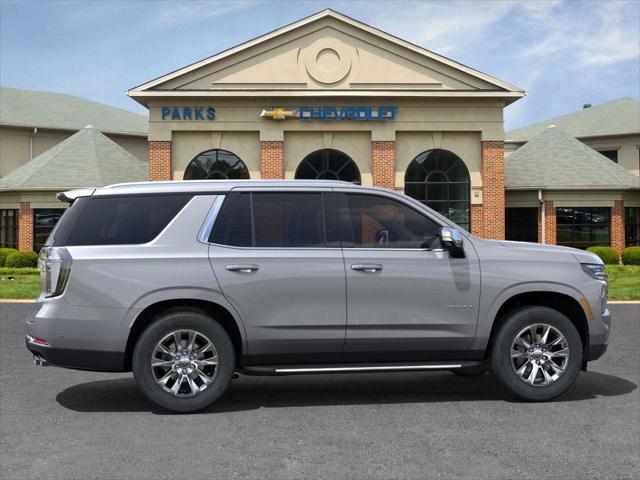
<box><xmin>474</xmin><ymin>237</ymin><xmax>603</xmax><ymax>265</ymax></box>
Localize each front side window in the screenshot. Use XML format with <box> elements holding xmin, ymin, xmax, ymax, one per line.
<box><xmin>183</xmin><ymin>149</ymin><xmax>250</xmax><ymax>180</ymax></box>
<box><xmin>404</xmin><ymin>149</ymin><xmax>470</xmax><ymax>231</ymax></box>
<box><xmin>211</xmin><ymin>192</ymin><xmax>327</xmax><ymax>248</ymax></box>
<box><xmin>556</xmin><ymin>207</ymin><xmax>610</xmax><ymax>249</ymax></box>
<box><xmin>340</xmin><ymin>194</ymin><xmax>441</xmax><ymax>249</ymax></box>
<box><xmin>0</xmin><ymin>209</ymin><xmax>18</xmax><ymax>248</ymax></box>
<box><xmin>34</xmin><ymin>209</ymin><xmax>65</xmax><ymax>251</ymax></box>
<box><xmin>505</xmin><ymin>208</ymin><xmax>538</xmax><ymax>242</ymax></box>
<box><xmin>51</xmin><ymin>195</ymin><xmax>192</xmax><ymax>246</ymax></box>
<box><xmin>626</xmin><ymin>207</ymin><xmax>640</xmax><ymax>246</ymax></box>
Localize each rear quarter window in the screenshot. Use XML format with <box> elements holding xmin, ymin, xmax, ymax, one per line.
<box><xmin>50</xmin><ymin>195</ymin><xmax>192</xmax><ymax>246</ymax></box>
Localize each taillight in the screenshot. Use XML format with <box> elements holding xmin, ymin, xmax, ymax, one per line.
<box><xmin>38</xmin><ymin>247</ymin><xmax>72</xmax><ymax>298</ymax></box>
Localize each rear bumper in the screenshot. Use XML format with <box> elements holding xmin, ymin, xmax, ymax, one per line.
<box><xmin>25</xmin><ymin>336</ymin><xmax>125</xmax><ymax>372</ymax></box>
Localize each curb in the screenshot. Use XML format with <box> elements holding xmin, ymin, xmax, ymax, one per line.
<box><xmin>607</xmin><ymin>301</ymin><xmax>640</xmax><ymax>304</ymax></box>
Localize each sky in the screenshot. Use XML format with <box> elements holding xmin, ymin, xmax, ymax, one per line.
<box><xmin>1</xmin><ymin>0</ymin><xmax>639</xmax><ymax>131</ymax></box>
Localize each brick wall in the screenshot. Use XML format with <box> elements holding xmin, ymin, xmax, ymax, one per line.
<box><xmin>611</xmin><ymin>200</ymin><xmax>625</xmax><ymax>255</ymax></box>
<box><xmin>18</xmin><ymin>202</ymin><xmax>33</xmax><ymax>251</ymax></box>
<box><xmin>470</xmin><ymin>205</ymin><xmax>484</xmax><ymax>237</ymax></box>
<box><xmin>371</xmin><ymin>141</ymin><xmax>395</xmax><ymax>189</ymax></box>
<box><xmin>148</xmin><ymin>141</ymin><xmax>172</xmax><ymax>181</ymax></box>
<box><xmin>260</xmin><ymin>141</ymin><xmax>284</xmax><ymax>179</ymax></box>
<box><xmin>480</xmin><ymin>141</ymin><xmax>505</xmax><ymax>240</ymax></box>
<box><xmin>543</xmin><ymin>200</ymin><xmax>556</xmax><ymax>244</ymax></box>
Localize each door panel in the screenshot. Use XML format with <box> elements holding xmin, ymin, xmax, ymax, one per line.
<box><xmin>208</xmin><ymin>191</ymin><xmax>346</xmax><ymax>365</ymax></box>
<box><xmin>210</xmin><ymin>246</ymin><xmax>346</xmax><ymax>364</ymax></box>
<box><xmin>337</xmin><ymin>192</ymin><xmax>481</xmax><ymax>362</ymax></box>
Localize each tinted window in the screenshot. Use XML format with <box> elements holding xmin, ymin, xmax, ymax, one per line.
<box><xmin>212</xmin><ymin>192</ymin><xmax>326</xmax><ymax>248</ymax></box>
<box><xmin>34</xmin><ymin>209</ymin><xmax>65</xmax><ymax>251</ymax></box>
<box><xmin>505</xmin><ymin>208</ymin><xmax>538</xmax><ymax>242</ymax></box>
<box><xmin>556</xmin><ymin>207</ymin><xmax>610</xmax><ymax>249</ymax></box>
<box><xmin>51</xmin><ymin>195</ymin><xmax>192</xmax><ymax>246</ymax></box>
<box><xmin>341</xmin><ymin>194</ymin><xmax>441</xmax><ymax>249</ymax></box>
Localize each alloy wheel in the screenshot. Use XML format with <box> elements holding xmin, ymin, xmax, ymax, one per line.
<box><xmin>510</xmin><ymin>323</ymin><xmax>570</xmax><ymax>387</ymax></box>
<box><xmin>151</xmin><ymin>329</ymin><xmax>218</xmax><ymax>397</ymax></box>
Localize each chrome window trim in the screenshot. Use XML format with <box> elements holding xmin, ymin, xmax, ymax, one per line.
<box><xmin>197</xmin><ymin>195</ymin><xmax>225</xmax><ymax>244</ymax></box>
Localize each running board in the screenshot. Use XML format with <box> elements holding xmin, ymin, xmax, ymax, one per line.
<box><xmin>239</xmin><ymin>360</ymin><xmax>482</xmax><ymax>376</ymax></box>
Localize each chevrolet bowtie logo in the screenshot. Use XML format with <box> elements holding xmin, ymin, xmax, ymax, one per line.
<box><xmin>260</xmin><ymin>107</ymin><xmax>298</xmax><ymax>120</ymax></box>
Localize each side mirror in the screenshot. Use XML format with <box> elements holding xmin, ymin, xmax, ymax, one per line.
<box><xmin>440</xmin><ymin>227</ymin><xmax>465</xmax><ymax>258</ymax></box>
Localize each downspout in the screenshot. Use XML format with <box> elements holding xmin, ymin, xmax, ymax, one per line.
<box><xmin>29</xmin><ymin>127</ymin><xmax>38</xmax><ymax>160</ymax></box>
<box><xmin>538</xmin><ymin>189</ymin><xmax>545</xmax><ymax>244</ymax></box>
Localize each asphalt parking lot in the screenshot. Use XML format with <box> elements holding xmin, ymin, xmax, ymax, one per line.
<box><xmin>1</xmin><ymin>303</ymin><xmax>638</xmax><ymax>480</ymax></box>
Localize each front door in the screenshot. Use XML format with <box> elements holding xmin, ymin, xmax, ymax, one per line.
<box><xmin>336</xmin><ymin>191</ymin><xmax>481</xmax><ymax>362</ymax></box>
<box><xmin>208</xmin><ymin>190</ymin><xmax>346</xmax><ymax>365</ymax></box>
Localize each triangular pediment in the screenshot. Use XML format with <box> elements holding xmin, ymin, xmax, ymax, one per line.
<box><xmin>129</xmin><ymin>10</ymin><xmax>523</xmax><ymax>99</ymax></box>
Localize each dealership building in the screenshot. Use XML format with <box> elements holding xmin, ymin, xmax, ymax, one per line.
<box><xmin>1</xmin><ymin>9</ymin><xmax>639</xmax><ymax>253</ymax></box>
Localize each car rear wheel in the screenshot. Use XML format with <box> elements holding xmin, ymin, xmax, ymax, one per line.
<box><xmin>132</xmin><ymin>309</ymin><xmax>235</xmax><ymax>413</ymax></box>
<box><xmin>490</xmin><ymin>306</ymin><xmax>583</xmax><ymax>401</ymax></box>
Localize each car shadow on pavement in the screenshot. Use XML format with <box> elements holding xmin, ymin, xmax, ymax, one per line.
<box><xmin>56</xmin><ymin>370</ymin><xmax>637</xmax><ymax>415</ymax></box>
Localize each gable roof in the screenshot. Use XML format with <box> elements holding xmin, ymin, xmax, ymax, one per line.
<box><xmin>505</xmin><ymin>126</ymin><xmax>639</xmax><ymax>190</ymax></box>
<box><xmin>0</xmin><ymin>126</ymin><xmax>147</xmax><ymax>191</ymax></box>
<box><xmin>0</xmin><ymin>87</ymin><xmax>148</xmax><ymax>136</ymax></box>
<box><xmin>128</xmin><ymin>9</ymin><xmax>524</xmax><ymax>102</ymax></box>
<box><xmin>507</xmin><ymin>97</ymin><xmax>640</xmax><ymax>142</ymax></box>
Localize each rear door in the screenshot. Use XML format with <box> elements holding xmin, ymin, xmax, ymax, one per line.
<box><xmin>208</xmin><ymin>189</ymin><xmax>346</xmax><ymax>365</ymax></box>
<box><xmin>336</xmin><ymin>191</ymin><xmax>481</xmax><ymax>362</ymax></box>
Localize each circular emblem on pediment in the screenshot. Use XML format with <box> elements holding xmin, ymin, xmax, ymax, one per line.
<box><xmin>302</xmin><ymin>38</ymin><xmax>356</xmax><ymax>85</ymax></box>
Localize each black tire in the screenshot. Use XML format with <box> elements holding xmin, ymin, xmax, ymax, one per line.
<box><xmin>451</xmin><ymin>365</ymin><xmax>487</xmax><ymax>377</ymax></box>
<box><xmin>490</xmin><ymin>306</ymin><xmax>583</xmax><ymax>401</ymax></box>
<box><xmin>132</xmin><ymin>308</ymin><xmax>235</xmax><ymax>413</ymax></box>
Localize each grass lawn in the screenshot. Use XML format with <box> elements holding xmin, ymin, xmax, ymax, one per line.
<box><xmin>0</xmin><ymin>268</ymin><xmax>40</xmax><ymax>299</ymax></box>
<box><xmin>1</xmin><ymin>266</ymin><xmax>639</xmax><ymax>301</ymax></box>
<box><xmin>605</xmin><ymin>265</ymin><xmax>640</xmax><ymax>301</ymax></box>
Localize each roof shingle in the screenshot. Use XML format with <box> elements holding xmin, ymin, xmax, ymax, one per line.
<box><xmin>0</xmin><ymin>126</ymin><xmax>148</xmax><ymax>190</ymax></box>
<box><xmin>0</xmin><ymin>87</ymin><xmax>147</xmax><ymax>136</ymax></box>
<box><xmin>505</xmin><ymin>126</ymin><xmax>640</xmax><ymax>190</ymax></box>
<box><xmin>506</xmin><ymin>97</ymin><xmax>640</xmax><ymax>142</ymax></box>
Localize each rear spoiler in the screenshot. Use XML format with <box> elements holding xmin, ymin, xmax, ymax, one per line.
<box><xmin>56</xmin><ymin>188</ymin><xmax>95</xmax><ymax>204</ymax></box>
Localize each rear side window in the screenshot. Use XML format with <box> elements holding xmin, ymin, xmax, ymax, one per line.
<box><xmin>51</xmin><ymin>195</ymin><xmax>192</xmax><ymax>246</ymax></box>
<box><xmin>211</xmin><ymin>192</ymin><xmax>328</xmax><ymax>248</ymax></box>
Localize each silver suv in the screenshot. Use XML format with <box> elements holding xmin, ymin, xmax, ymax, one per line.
<box><xmin>26</xmin><ymin>180</ymin><xmax>610</xmax><ymax>412</ymax></box>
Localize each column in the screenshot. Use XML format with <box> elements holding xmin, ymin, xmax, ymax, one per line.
<box><xmin>611</xmin><ymin>200</ymin><xmax>625</xmax><ymax>255</ymax></box>
<box><xmin>371</xmin><ymin>141</ymin><xmax>395</xmax><ymax>189</ymax></box>
<box><xmin>18</xmin><ymin>202</ymin><xmax>33</xmax><ymax>251</ymax></box>
<box><xmin>480</xmin><ymin>141</ymin><xmax>505</xmax><ymax>239</ymax></box>
<box><xmin>260</xmin><ymin>141</ymin><xmax>284</xmax><ymax>179</ymax></box>
<box><xmin>148</xmin><ymin>141</ymin><xmax>172</xmax><ymax>181</ymax></box>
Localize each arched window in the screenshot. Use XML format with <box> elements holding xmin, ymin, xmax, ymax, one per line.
<box><xmin>404</xmin><ymin>149</ymin><xmax>470</xmax><ymax>231</ymax></box>
<box><xmin>183</xmin><ymin>149</ymin><xmax>249</xmax><ymax>180</ymax></box>
<box><xmin>295</xmin><ymin>149</ymin><xmax>361</xmax><ymax>184</ymax></box>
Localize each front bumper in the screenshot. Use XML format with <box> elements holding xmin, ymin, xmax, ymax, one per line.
<box><xmin>584</xmin><ymin>306</ymin><xmax>611</xmax><ymax>362</ymax></box>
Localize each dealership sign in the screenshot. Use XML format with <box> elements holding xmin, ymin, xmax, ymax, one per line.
<box><xmin>261</xmin><ymin>106</ymin><xmax>397</xmax><ymax>121</ymax></box>
<box><xmin>161</xmin><ymin>106</ymin><xmax>216</xmax><ymax>120</ymax></box>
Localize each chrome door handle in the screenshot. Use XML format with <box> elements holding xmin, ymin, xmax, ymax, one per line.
<box><xmin>225</xmin><ymin>264</ymin><xmax>259</xmax><ymax>273</ymax></box>
<box><xmin>351</xmin><ymin>264</ymin><xmax>383</xmax><ymax>273</ymax></box>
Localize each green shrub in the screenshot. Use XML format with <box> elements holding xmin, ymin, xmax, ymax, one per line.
<box><xmin>0</xmin><ymin>247</ymin><xmax>18</xmax><ymax>266</ymax></box>
<box><xmin>4</xmin><ymin>250</ymin><xmax>39</xmax><ymax>268</ymax></box>
<box><xmin>586</xmin><ymin>246</ymin><xmax>619</xmax><ymax>265</ymax></box>
<box><xmin>622</xmin><ymin>246</ymin><xmax>640</xmax><ymax>265</ymax></box>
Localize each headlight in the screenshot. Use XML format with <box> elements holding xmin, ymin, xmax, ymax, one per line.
<box><xmin>581</xmin><ymin>263</ymin><xmax>607</xmax><ymax>282</ymax></box>
<box><xmin>38</xmin><ymin>247</ymin><xmax>72</xmax><ymax>298</ymax></box>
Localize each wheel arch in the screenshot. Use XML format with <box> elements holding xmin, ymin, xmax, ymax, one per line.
<box><xmin>486</xmin><ymin>290</ymin><xmax>589</xmax><ymax>354</ymax></box>
<box><xmin>123</xmin><ymin>298</ymin><xmax>246</xmax><ymax>371</ymax></box>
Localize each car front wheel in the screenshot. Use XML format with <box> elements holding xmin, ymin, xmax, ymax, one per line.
<box><xmin>132</xmin><ymin>309</ymin><xmax>235</xmax><ymax>413</ymax></box>
<box><xmin>490</xmin><ymin>306</ymin><xmax>583</xmax><ymax>401</ymax></box>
